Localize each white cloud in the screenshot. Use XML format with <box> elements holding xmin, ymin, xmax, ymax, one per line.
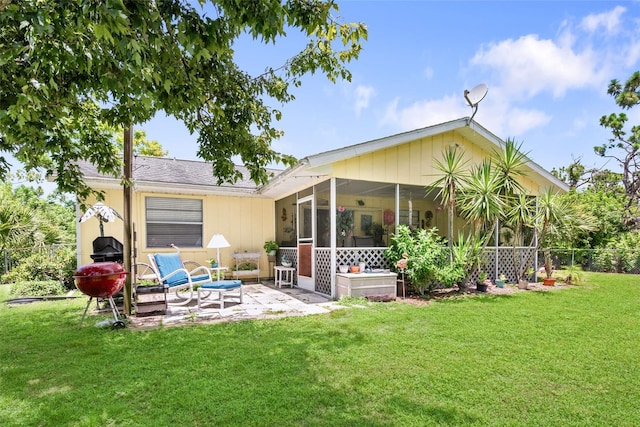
<box><xmin>470</xmin><ymin>34</ymin><xmax>606</xmax><ymax>99</ymax></box>
<box><xmin>580</xmin><ymin>6</ymin><xmax>626</xmax><ymax>35</ymax></box>
<box><xmin>379</xmin><ymin>5</ymin><xmax>635</xmax><ymax>140</ymax></box>
<box><xmin>381</xmin><ymin>95</ymin><xmax>466</xmax><ymax>131</ymax></box>
<box><xmin>354</xmin><ymin>84</ymin><xmax>375</xmax><ymax>116</ymax></box>
<box><xmin>504</xmin><ymin>108</ymin><xmax>552</xmax><ymax>135</ymax></box>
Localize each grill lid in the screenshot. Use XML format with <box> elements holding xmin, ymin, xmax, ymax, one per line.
<box><xmin>74</xmin><ymin>262</ymin><xmax>126</xmax><ymax>277</ymax></box>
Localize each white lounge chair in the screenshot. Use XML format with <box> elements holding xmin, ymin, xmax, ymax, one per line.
<box><xmin>149</xmin><ymin>252</ymin><xmax>212</xmax><ymax>306</ymax></box>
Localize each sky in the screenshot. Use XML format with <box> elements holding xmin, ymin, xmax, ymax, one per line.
<box><xmin>10</xmin><ymin>1</ymin><xmax>640</xmax><ymax>189</ymax></box>
<box><xmin>140</xmin><ymin>0</ymin><xmax>640</xmax><ymax>177</ymax></box>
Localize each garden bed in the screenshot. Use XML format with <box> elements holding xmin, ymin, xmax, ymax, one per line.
<box><xmin>395</xmin><ymin>280</ymin><xmax>572</xmax><ymax>305</ymax></box>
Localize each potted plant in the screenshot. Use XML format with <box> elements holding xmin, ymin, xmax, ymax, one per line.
<box><xmin>280</xmin><ymin>254</ymin><xmax>292</xmax><ymax>268</ymax></box>
<box><xmin>263</xmin><ymin>240</ymin><xmax>279</xmax><ymax>256</ymax></box>
<box><xmin>495</xmin><ymin>273</ymin><xmax>506</xmax><ymax>288</ymax></box>
<box><xmin>565</xmin><ymin>265</ymin><xmax>582</xmax><ymax>285</ymax></box>
<box><xmin>476</xmin><ymin>271</ymin><xmax>490</xmax><ymax>292</ymax></box>
<box><xmin>358</xmin><ymin>258</ymin><xmax>366</xmax><ymax>272</ymax></box>
<box><xmin>542</xmin><ymin>250</ymin><xmax>556</xmax><ymax>286</ymax></box>
<box><xmin>207</xmin><ymin>258</ymin><xmax>218</xmax><ymax>268</ymax></box>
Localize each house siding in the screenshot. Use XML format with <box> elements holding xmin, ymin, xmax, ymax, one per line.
<box><xmin>332</xmin><ymin>131</ymin><xmax>545</xmax><ymax>196</ymax></box>
<box><xmin>78</xmin><ymin>188</ymin><xmax>275</xmax><ymax>276</ymax></box>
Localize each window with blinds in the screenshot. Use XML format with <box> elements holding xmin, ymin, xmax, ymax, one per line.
<box><xmin>146</xmin><ymin>197</ymin><xmax>203</xmax><ymax>248</ymax></box>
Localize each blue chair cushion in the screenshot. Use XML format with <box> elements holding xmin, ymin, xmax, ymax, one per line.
<box><xmin>154</xmin><ymin>253</ymin><xmax>187</xmax><ymax>287</ymax></box>
<box><xmin>191</xmin><ymin>274</ymin><xmax>212</xmax><ymax>284</ymax></box>
<box><xmin>200</xmin><ymin>280</ymin><xmax>242</xmax><ymax>290</ymax></box>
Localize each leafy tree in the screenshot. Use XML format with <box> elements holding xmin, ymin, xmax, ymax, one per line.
<box><xmin>114</xmin><ymin>128</ymin><xmax>168</xmax><ymax>157</ymax></box>
<box><xmin>557</xmin><ymin>189</ymin><xmax>626</xmax><ymax>249</ymax></box>
<box><xmin>0</xmin><ymin>189</ymin><xmax>35</xmax><ymax>252</ymax></box>
<box><xmin>551</xmin><ymin>159</ymin><xmax>586</xmax><ymax>190</ymax></box>
<box><xmin>0</xmin><ymin>1</ymin><xmax>367</xmax><ymax>201</ymax></box>
<box><xmin>0</xmin><ymin>182</ymin><xmax>74</xmax><ymax>253</ymax></box>
<box><xmin>598</xmin><ymin>71</ymin><xmax>640</xmax><ymax>227</ymax></box>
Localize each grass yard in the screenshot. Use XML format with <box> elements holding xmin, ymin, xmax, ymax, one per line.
<box><xmin>1</xmin><ymin>272</ymin><xmax>639</xmax><ymax>426</ymax></box>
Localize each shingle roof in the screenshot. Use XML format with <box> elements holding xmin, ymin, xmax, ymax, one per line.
<box><xmin>78</xmin><ymin>156</ymin><xmax>283</xmax><ymax>191</ymax></box>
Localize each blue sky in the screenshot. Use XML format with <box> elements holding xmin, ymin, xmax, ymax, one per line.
<box><xmin>142</xmin><ymin>0</ymin><xmax>640</xmax><ymax>176</ymax></box>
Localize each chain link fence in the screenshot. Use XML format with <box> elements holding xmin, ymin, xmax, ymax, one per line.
<box><xmin>1</xmin><ymin>244</ymin><xmax>75</xmax><ymax>274</ymax></box>
<box><xmin>538</xmin><ymin>248</ymin><xmax>640</xmax><ymax>274</ymax></box>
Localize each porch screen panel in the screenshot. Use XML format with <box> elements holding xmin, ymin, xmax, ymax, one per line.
<box><xmin>146</xmin><ymin>197</ymin><xmax>203</xmax><ymax>248</ymax></box>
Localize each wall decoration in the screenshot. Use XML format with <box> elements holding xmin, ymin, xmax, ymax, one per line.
<box><xmin>383</xmin><ymin>208</ymin><xmax>395</xmax><ymax>226</ymax></box>
<box><xmin>361</xmin><ymin>214</ymin><xmax>372</xmax><ymax>231</ymax></box>
<box><xmin>425</xmin><ymin>210</ymin><xmax>433</xmax><ymax>227</ymax></box>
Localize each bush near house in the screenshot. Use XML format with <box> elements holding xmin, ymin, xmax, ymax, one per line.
<box><xmin>10</xmin><ymin>280</ymin><xmax>66</xmax><ymax>297</ymax></box>
<box><xmin>386</xmin><ymin>225</ymin><xmax>463</xmax><ymax>295</ymax></box>
<box><xmin>1</xmin><ymin>246</ymin><xmax>76</xmax><ymax>289</ymax></box>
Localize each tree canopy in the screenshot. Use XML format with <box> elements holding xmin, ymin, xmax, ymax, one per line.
<box><xmin>0</xmin><ymin>0</ymin><xmax>367</xmax><ymax>201</ymax></box>
<box><xmin>598</xmin><ymin>71</ymin><xmax>640</xmax><ymax>227</ymax></box>
<box><xmin>114</xmin><ymin>128</ymin><xmax>168</xmax><ymax>157</ymax></box>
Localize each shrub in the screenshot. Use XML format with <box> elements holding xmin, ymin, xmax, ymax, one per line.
<box><xmin>2</xmin><ymin>246</ymin><xmax>77</xmax><ymax>289</ymax></box>
<box><xmin>10</xmin><ymin>280</ymin><xmax>66</xmax><ymax>297</ymax></box>
<box><xmin>592</xmin><ymin>231</ymin><xmax>640</xmax><ymax>273</ymax></box>
<box><xmin>386</xmin><ymin>225</ymin><xmax>463</xmax><ymax>295</ymax></box>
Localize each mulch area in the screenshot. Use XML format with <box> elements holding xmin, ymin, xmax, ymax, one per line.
<box><xmin>393</xmin><ymin>281</ymin><xmax>571</xmax><ymax>306</ymax></box>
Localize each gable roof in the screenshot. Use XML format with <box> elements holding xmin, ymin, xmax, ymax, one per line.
<box><xmin>76</xmin><ymin>118</ymin><xmax>568</xmax><ymax>198</ymax></box>
<box><xmin>259</xmin><ymin>117</ymin><xmax>569</xmax><ymax>197</ymax></box>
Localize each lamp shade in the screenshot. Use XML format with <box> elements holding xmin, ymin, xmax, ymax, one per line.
<box><xmin>207</xmin><ymin>234</ymin><xmax>230</xmax><ymax>249</ymax></box>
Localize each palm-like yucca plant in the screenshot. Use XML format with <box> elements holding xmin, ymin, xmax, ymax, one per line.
<box><xmin>504</xmin><ymin>193</ymin><xmax>535</xmax><ymax>281</ymax></box>
<box><xmin>456</xmin><ymin>159</ymin><xmax>504</xmax><ymax>280</ymax></box>
<box><xmin>451</xmin><ymin>231</ymin><xmax>483</xmax><ymax>288</ymax></box>
<box><xmin>458</xmin><ymin>159</ymin><xmax>504</xmax><ymax>241</ymax></box>
<box><xmin>428</xmin><ymin>145</ymin><xmax>469</xmax><ymax>249</ymax></box>
<box><xmin>514</xmin><ymin>188</ymin><xmax>573</xmax><ymax>282</ymax></box>
<box><xmin>491</xmin><ymin>138</ymin><xmax>528</xmax><ymax>198</ymax></box>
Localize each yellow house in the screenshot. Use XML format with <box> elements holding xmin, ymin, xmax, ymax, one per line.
<box><xmin>77</xmin><ymin>118</ymin><xmax>567</xmax><ymax>297</ymax></box>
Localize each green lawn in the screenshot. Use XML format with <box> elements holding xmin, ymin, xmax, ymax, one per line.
<box><xmin>1</xmin><ymin>272</ymin><xmax>639</xmax><ymax>426</ymax></box>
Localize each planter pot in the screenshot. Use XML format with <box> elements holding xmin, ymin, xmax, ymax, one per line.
<box><xmin>210</xmin><ymin>263</ymin><xmax>218</xmax><ymax>268</ymax></box>
<box><xmin>268</xmin><ymin>250</ymin><xmax>276</xmax><ymax>256</ymax></box>
<box><xmin>281</xmin><ymin>261</ymin><xmax>293</xmax><ymax>268</ymax></box>
<box><xmin>495</xmin><ymin>279</ymin><xmax>505</xmax><ymax>288</ymax></box>
<box><xmin>339</xmin><ymin>265</ymin><xmax>349</xmax><ymax>274</ymax></box>
<box><xmin>476</xmin><ymin>282</ymin><xmax>488</xmax><ymax>292</ymax></box>
<box><xmin>358</xmin><ymin>262</ymin><xmax>366</xmax><ymax>272</ymax></box>
<box><xmin>518</xmin><ymin>280</ymin><xmax>528</xmax><ymax>290</ymax></box>
<box><xmin>350</xmin><ymin>266</ymin><xmax>360</xmax><ymax>273</ymax></box>
<box><xmin>543</xmin><ymin>277</ymin><xmax>556</xmax><ymax>286</ymax></box>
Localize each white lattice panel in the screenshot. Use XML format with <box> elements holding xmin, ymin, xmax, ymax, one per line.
<box><xmin>315</xmin><ymin>248</ymin><xmax>331</xmax><ymax>294</ymax></box>
<box><xmin>336</xmin><ymin>248</ymin><xmax>389</xmax><ymax>269</ymax></box>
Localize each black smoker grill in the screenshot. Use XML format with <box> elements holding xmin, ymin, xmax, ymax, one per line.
<box><xmin>90</xmin><ymin>236</ymin><xmax>123</xmax><ymax>263</ymax></box>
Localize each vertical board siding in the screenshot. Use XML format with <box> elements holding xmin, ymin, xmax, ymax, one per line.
<box><xmin>78</xmin><ymin>190</ymin><xmax>275</xmax><ymax>275</ymax></box>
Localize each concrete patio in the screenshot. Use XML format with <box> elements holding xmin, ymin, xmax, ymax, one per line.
<box><xmin>129</xmin><ymin>281</ymin><xmax>343</xmax><ymax>329</ymax></box>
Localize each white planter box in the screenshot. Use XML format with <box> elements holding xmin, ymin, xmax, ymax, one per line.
<box><xmin>336</xmin><ymin>272</ymin><xmax>397</xmax><ymax>299</ymax></box>
<box><xmin>232</xmin><ymin>252</ymin><xmax>261</xmax><ymax>280</ymax></box>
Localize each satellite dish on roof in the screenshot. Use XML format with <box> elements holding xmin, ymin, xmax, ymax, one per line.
<box><xmin>464</xmin><ymin>83</ymin><xmax>488</xmax><ymax>124</ymax></box>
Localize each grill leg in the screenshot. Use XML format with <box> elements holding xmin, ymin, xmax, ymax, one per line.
<box><xmin>79</xmin><ymin>297</ymin><xmax>93</xmax><ymax>327</ymax></box>
<box><xmin>108</xmin><ymin>297</ymin><xmax>126</xmax><ymax>329</ymax></box>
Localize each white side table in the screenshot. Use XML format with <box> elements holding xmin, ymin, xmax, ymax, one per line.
<box><xmin>274</xmin><ymin>266</ymin><xmax>295</xmax><ymax>288</ymax></box>
<box><xmin>209</xmin><ymin>266</ymin><xmax>228</xmax><ymax>281</ymax></box>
